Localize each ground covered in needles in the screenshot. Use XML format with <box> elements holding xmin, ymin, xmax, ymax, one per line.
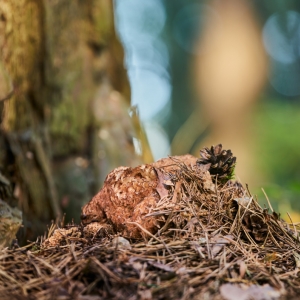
<box><xmin>1</xmin><ymin>146</ymin><xmax>300</xmax><ymax>300</ymax></box>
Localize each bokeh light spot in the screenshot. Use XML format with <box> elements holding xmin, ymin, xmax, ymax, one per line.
<box><xmin>128</xmin><ymin>69</ymin><xmax>171</xmax><ymax>121</ymax></box>
<box><xmin>263</xmin><ymin>11</ymin><xmax>300</xmax><ymax>64</ymax></box>
<box><xmin>114</xmin><ymin>0</ymin><xmax>166</xmax><ymax>45</ymax></box>
<box><xmin>173</xmin><ymin>4</ymin><xmax>219</xmax><ymax>54</ymax></box>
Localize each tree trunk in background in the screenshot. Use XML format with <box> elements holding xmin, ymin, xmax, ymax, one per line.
<box><xmin>0</xmin><ymin>0</ymin><xmax>139</xmax><ymax>242</ymax></box>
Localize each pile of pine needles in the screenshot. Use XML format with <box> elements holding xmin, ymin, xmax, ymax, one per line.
<box><xmin>1</xmin><ymin>159</ymin><xmax>300</xmax><ymax>300</ymax></box>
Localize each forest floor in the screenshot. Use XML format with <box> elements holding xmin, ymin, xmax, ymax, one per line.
<box><xmin>1</xmin><ymin>153</ymin><xmax>300</xmax><ymax>300</ymax></box>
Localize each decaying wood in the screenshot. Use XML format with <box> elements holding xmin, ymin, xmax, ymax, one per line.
<box><xmin>81</xmin><ymin>155</ymin><xmax>199</xmax><ymax>238</ymax></box>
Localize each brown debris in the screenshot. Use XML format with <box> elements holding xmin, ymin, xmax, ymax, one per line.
<box><xmin>1</xmin><ymin>148</ymin><xmax>300</xmax><ymax>299</ymax></box>
<box><xmin>81</xmin><ymin>155</ymin><xmax>198</xmax><ymax>238</ymax></box>
<box><xmin>0</xmin><ymin>199</ymin><xmax>22</xmax><ymax>249</ymax></box>
<box><xmin>81</xmin><ymin>164</ymin><xmax>159</xmax><ymax>238</ymax></box>
<box><xmin>42</xmin><ymin>226</ymin><xmax>82</xmax><ymax>248</ymax></box>
<box><xmin>83</xmin><ymin>221</ymin><xmax>113</xmax><ymax>239</ymax></box>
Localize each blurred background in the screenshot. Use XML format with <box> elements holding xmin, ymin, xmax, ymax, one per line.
<box><xmin>114</xmin><ymin>0</ymin><xmax>300</xmax><ymax>220</ymax></box>
<box><xmin>0</xmin><ymin>0</ymin><xmax>300</xmax><ymax>244</ymax></box>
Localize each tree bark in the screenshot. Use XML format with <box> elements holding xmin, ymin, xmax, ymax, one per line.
<box><xmin>0</xmin><ymin>0</ymin><xmax>137</xmax><ymax>241</ymax></box>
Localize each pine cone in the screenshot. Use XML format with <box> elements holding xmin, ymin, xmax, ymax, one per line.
<box><xmin>197</xmin><ymin>144</ymin><xmax>236</xmax><ymax>181</ymax></box>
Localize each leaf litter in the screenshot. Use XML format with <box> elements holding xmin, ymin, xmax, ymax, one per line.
<box><xmin>1</xmin><ymin>146</ymin><xmax>300</xmax><ymax>300</ymax></box>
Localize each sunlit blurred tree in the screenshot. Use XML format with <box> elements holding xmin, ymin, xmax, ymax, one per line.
<box><xmin>161</xmin><ymin>0</ymin><xmax>300</xmax><ymax>218</ymax></box>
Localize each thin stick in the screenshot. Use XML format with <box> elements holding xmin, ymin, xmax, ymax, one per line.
<box><xmin>261</xmin><ymin>188</ymin><xmax>273</xmax><ymax>212</ymax></box>
<box><xmin>287</xmin><ymin>212</ymin><xmax>298</xmax><ymax>241</ymax></box>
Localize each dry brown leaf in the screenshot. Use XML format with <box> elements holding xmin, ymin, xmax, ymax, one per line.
<box><xmin>201</xmin><ymin>171</ymin><xmax>216</xmax><ymax>192</ymax></box>
<box><xmin>238</xmin><ymin>260</ymin><xmax>247</xmax><ymax>279</ymax></box>
<box><xmin>148</xmin><ymin>261</ymin><xmax>174</xmax><ymax>272</ymax></box>
<box><xmin>211</xmin><ymin>234</ymin><xmax>233</xmax><ymax>258</ymax></box>
<box><xmin>220</xmin><ymin>283</ymin><xmax>281</xmax><ymax>300</ymax></box>
<box><xmin>154</xmin><ymin>168</ymin><xmax>169</xmax><ymax>199</ymax></box>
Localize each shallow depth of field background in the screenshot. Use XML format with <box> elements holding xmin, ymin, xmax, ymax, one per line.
<box><xmin>114</xmin><ymin>0</ymin><xmax>300</xmax><ymax>220</ymax></box>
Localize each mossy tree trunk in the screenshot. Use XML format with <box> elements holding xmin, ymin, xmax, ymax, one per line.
<box><xmin>0</xmin><ymin>0</ymin><xmax>137</xmax><ymax>241</ymax></box>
